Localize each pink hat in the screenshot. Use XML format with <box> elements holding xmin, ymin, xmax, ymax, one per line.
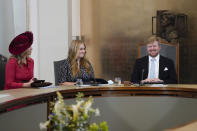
<box><xmin>9</xmin><ymin>31</ymin><xmax>33</xmax><ymax>55</ymax></box>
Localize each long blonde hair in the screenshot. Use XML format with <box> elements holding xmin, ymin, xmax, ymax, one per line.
<box><xmin>68</xmin><ymin>40</ymin><xmax>91</xmax><ymax>77</ymax></box>
<box><xmin>10</xmin><ymin>49</ymin><xmax>30</xmax><ymax>66</ymax></box>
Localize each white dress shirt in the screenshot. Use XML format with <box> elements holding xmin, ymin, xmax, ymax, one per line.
<box><xmin>148</xmin><ymin>54</ymin><xmax>160</xmax><ymax>79</ymax></box>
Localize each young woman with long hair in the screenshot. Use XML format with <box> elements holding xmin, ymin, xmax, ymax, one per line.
<box><xmin>58</xmin><ymin>40</ymin><xmax>94</xmax><ymax>86</ymax></box>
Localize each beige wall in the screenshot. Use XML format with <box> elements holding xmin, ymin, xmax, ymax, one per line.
<box><xmin>81</xmin><ymin>0</ymin><xmax>197</xmax><ymax>83</ymax></box>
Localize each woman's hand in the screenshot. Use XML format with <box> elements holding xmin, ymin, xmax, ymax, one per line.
<box><xmin>22</xmin><ymin>78</ymin><xmax>34</xmax><ymax>88</ymax></box>
<box><xmin>59</xmin><ymin>82</ymin><xmax>75</xmax><ymax>86</ymax></box>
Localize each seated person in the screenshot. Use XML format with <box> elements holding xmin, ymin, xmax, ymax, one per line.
<box><xmin>4</xmin><ymin>31</ymin><xmax>34</xmax><ymax>89</ymax></box>
<box><xmin>131</xmin><ymin>36</ymin><xmax>177</xmax><ymax>84</ymax></box>
<box><xmin>58</xmin><ymin>40</ymin><xmax>94</xmax><ymax>86</ymax></box>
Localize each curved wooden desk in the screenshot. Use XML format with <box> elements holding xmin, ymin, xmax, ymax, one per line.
<box><xmin>1</xmin><ymin>84</ymin><xmax>197</xmax><ymax>131</ymax></box>
<box><xmin>1</xmin><ymin>84</ymin><xmax>197</xmax><ymax>112</ymax></box>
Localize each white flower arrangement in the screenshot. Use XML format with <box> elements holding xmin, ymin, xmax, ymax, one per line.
<box><xmin>40</xmin><ymin>92</ymin><xmax>109</xmax><ymax>131</ymax></box>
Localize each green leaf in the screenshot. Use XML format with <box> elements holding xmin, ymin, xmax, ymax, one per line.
<box><xmin>76</xmin><ymin>92</ymin><xmax>84</xmax><ymax>101</ymax></box>
<box><xmin>100</xmin><ymin>121</ymin><xmax>109</xmax><ymax>131</ymax></box>
<box><xmin>89</xmin><ymin>123</ymin><xmax>99</xmax><ymax>131</ymax></box>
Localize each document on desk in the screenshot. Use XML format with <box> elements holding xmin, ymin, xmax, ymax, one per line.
<box><xmin>79</xmin><ymin>84</ymin><xmax>110</xmax><ymax>87</ymax></box>
<box><xmin>150</xmin><ymin>84</ymin><xmax>168</xmax><ymax>87</ymax></box>
<box><xmin>37</xmin><ymin>85</ymin><xmax>57</xmax><ymax>89</ymax></box>
<box><xmin>0</xmin><ymin>94</ymin><xmax>10</xmax><ymax>98</ymax></box>
<box><xmin>78</xmin><ymin>85</ymin><xmax>91</xmax><ymax>87</ymax></box>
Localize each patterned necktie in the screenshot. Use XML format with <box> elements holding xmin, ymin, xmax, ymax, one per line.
<box><xmin>149</xmin><ymin>58</ymin><xmax>156</xmax><ymax>78</ymax></box>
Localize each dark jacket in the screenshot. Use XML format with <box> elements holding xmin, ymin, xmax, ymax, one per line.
<box><xmin>131</xmin><ymin>55</ymin><xmax>177</xmax><ymax>84</ymax></box>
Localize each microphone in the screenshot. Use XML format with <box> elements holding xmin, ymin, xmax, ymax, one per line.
<box><xmin>139</xmin><ymin>69</ymin><xmax>144</xmax><ymax>86</ymax></box>
<box><xmin>93</xmin><ymin>78</ymin><xmax>97</xmax><ymax>85</ymax></box>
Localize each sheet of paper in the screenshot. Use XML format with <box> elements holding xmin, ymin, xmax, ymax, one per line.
<box><xmin>0</xmin><ymin>94</ymin><xmax>10</xmax><ymax>98</ymax></box>
<box><xmin>38</xmin><ymin>85</ymin><xmax>57</xmax><ymax>89</ymax></box>
<box><xmin>150</xmin><ymin>84</ymin><xmax>168</xmax><ymax>87</ymax></box>
<box><xmin>78</xmin><ymin>85</ymin><xmax>91</xmax><ymax>87</ymax></box>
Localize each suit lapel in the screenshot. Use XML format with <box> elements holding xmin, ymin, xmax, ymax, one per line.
<box><xmin>159</xmin><ymin>55</ymin><xmax>165</xmax><ymax>78</ymax></box>
<box><xmin>143</xmin><ymin>56</ymin><xmax>149</xmax><ymax>78</ymax></box>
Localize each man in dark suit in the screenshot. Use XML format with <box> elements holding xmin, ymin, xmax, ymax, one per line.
<box><xmin>131</xmin><ymin>36</ymin><xmax>177</xmax><ymax>84</ymax></box>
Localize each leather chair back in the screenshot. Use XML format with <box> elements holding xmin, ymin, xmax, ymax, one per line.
<box><xmin>0</xmin><ymin>55</ymin><xmax>7</xmax><ymax>90</ymax></box>
<box><xmin>54</xmin><ymin>59</ymin><xmax>65</xmax><ymax>86</ymax></box>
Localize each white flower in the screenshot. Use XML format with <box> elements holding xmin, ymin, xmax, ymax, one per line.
<box><xmin>40</xmin><ymin>121</ymin><xmax>49</xmax><ymax>130</ymax></box>
<box><xmin>54</xmin><ymin>101</ymin><xmax>62</xmax><ymax>116</ymax></box>
<box><xmin>95</xmin><ymin>108</ymin><xmax>100</xmax><ymax>116</ymax></box>
<box><xmin>76</xmin><ymin>100</ymin><xmax>84</xmax><ymax>108</ymax></box>
<box><xmin>84</xmin><ymin>99</ymin><xmax>93</xmax><ymax>114</ymax></box>
<box><xmin>72</xmin><ymin>105</ymin><xmax>79</xmax><ymax>121</ymax></box>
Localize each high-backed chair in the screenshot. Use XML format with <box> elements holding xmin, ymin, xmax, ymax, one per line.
<box><xmin>54</xmin><ymin>59</ymin><xmax>65</xmax><ymax>86</ymax></box>
<box><xmin>0</xmin><ymin>55</ymin><xmax>7</xmax><ymax>90</ymax></box>
<box><xmin>137</xmin><ymin>40</ymin><xmax>179</xmax><ymax>82</ymax></box>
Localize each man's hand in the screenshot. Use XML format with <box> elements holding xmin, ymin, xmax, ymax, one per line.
<box><xmin>141</xmin><ymin>78</ymin><xmax>164</xmax><ymax>83</ymax></box>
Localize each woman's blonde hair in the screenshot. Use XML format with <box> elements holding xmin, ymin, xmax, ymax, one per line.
<box><xmin>68</xmin><ymin>40</ymin><xmax>91</xmax><ymax>77</ymax></box>
<box><xmin>10</xmin><ymin>49</ymin><xmax>30</xmax><ymax>66</ymax></box>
